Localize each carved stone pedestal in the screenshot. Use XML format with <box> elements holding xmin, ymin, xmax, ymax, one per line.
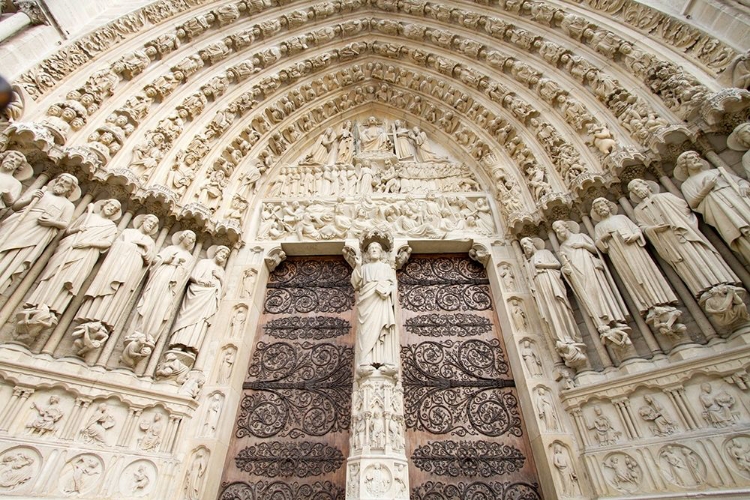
<box><xmin>345</xmin><ymin>371</ymin><xmax>409</xmax><ymax>499</ymax></box>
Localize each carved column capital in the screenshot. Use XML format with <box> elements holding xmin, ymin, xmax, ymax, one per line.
<box><xmin>12</xmin><ymin>0</ymin><xmax>48</xmax><ymax>25</ymax></box>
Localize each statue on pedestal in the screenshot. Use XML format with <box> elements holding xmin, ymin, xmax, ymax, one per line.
<box><xmin>344</xmin><ymin>228</ymin><xmax>398</xmax><ymax>375</ymax></box>
<box><xmin>591</xmin><ymin>197</ymin><xmax>685</xmax><ymax>337</ymax></box>
<box><xmin>168</xmin><ymin>245</ymin><xmax>229</xmax><ymax>355</ymax></box>
<box><xmin>520</xmin><ymin>237</ymin><xmax>588</xmax><ymax>369</ymax></box>
<box><xmin>628</xmin><ymin>178</ymin><xmax>748</xmax><ymax>327</ymax></box>
<box><xmin>18</xmin><ymin>200</ymin><xmax>121</xmax><ymax>338</ymax></box>
<box><xmin>553</xmin><ymin>220</ymin><xmax>629</xmax><ymax>331</ymax></box>
<box><xmin>75</xmin><ymin>214</ymin><xmax>158</xmax><ymax>335</ymax></box>
<box><xmin>133</xmin><ymin>230</ymin><xmax>196</xmax><ymax>343</ymax></box>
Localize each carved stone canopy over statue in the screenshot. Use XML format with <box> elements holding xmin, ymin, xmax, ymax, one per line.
<box><xmin>343</xmin><ymin>227</ymin><xmax>399</xmax><ymax>375</ymax></box>
<box><xmin>675</xmin><ymin>150</ymin><xmax>750</xmax><ymax>264</ymax></box>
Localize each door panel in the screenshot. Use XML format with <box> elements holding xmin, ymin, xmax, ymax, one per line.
<box><xmin>218</xmin><ymin>257</ymin><xmax>354</xmax><ymax>500</ymax></box>
<box><xmin>398</xmin><ymin>255</ymin><xmax>542</xmax><ymax>500</ymax></box>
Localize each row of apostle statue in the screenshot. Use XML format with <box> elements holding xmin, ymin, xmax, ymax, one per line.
<box><xmin>0</xmin><ymin>151</ymin><xmax>229</xmax><ymax>379</ymax></box>
<box><xmin>0</xmin><ymin>144</ymin><xmax>749</xmax><ymax>378</ymax></box>
<box><xmin>522</xmin><ymin>150</ymin><xmax>750</xmax><ymax>370</ymax></box>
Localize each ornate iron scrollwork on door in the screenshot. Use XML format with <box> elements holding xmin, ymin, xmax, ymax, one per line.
<box><xmin>237</xmin><ymin>341</ymin><xmax>353</xmax><ymax>438</ymax></box>
<box><xmin>220</xmin><ymin>258</ymin><xmax>354</xmax><ymax>498</ymax></box>
<box><xmin>399</xmin><ymin>255</ymin><xmax>541</xmax><ymax>499</ymax></box>
<box><xmin>401</xmin><ymin>339</ymin><xmax>520</xmax><ymax>436</ymax></box>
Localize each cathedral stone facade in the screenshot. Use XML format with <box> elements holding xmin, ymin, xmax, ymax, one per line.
<box><xmin>0</xmin><ymin>0</ymin><xmax>749</xmax><ymax>498</ymax></box>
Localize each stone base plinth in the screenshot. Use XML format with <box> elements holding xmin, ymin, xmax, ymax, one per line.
<box><xmin>345</xmin><ymin>456</ymin><xmax>409</xmax><ymax>500</ymax></box>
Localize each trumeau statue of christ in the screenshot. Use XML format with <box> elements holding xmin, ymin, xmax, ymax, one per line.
<box><xmin>343</xmin><ymin>227</ymin><xmax>399</xmax><ymax>376</ymax></box>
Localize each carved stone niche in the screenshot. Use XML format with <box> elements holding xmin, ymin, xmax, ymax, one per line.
<box><xmin>0</xmin><ymin>445</ymin><xmax>42</xmax><ymax>494</ymax></box>
<box><xmin>136</xmin><ymin>408</ymin><xmax>169</xmax><ymax>452</ymax></box>
<box><xmin>724</xmin><ymin>434</ymin><xmax>750</xmax><ymax>480</ymax></box>
<box><xmin>688</xmin><ymin>379</ymin><xmax>744</xmax><ymax>429</ymax></box>
<box><xmin>18</xmin><ymin>390</ymin><xmax>72</xmax><ymax>438</ymax></box>
<box><xmin>118</xmin><ymin>459</ymin><xmax>158</xmax><ymax>498</ymax></box>
<box><xmin>77</xmin><ymin>399</ymin><xmax>125</xmax><ymax>447</ymax></box>
<box><xmin>631</xmin><ymin>391</ymin><xmax>679</xmax><ymax>438</ymax></box>
<box><xmin>583</xmin><ymin>403</ymin><xmax>623</xmax><ymax>447</ymax></box>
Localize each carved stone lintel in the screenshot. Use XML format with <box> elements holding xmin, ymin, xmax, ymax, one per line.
<box><xmin>264</xmin><ymin>246</ymin><xmax>286</xmax><ymax>271</ymax></box>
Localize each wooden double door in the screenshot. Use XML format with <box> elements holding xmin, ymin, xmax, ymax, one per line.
<box><xmin>218</xmin><ymin>255</ymin><xmax>541</xmax><ymax>500</ymax></box>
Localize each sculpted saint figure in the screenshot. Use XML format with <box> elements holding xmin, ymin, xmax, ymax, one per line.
<box><xmin>628</xmin><ymin>178</ymin><xmax>739</xmax><ymax>297</ymax></box>
<box><xmin>22</xmin><ymin>200</ymin><xmax>121</xmax><ymax>322</ymax></box>
<box><xmin>0</xmin><ymin>173</ymin><xmax>79</xmax><ymax>293</ymax></box>
<box><xmin>359</xmin><ymin>116</ymin><xmax>389</xmax><ymax>152</ymax></box>
<box><xmin>80</xmin><ymin>403</ymin><xmax>115</xmax><ymax>444</ymax></box>
<box><xmin>337</xmin><ymin>121</ymin><xmax>355</xmax><ymax>164</ymax></box>
<box><xmin>302</xmin><ymin>127</ymin><xmax>336</xmax><ymax>165</ymax></box>
<box><xmin>343</xmin><ymin>228</ymin><xmax>398</xmax><ymax>374</ymax></box>
<box><xmin>591</xmin><ymin>198</ymin><xmax>684</xmax><ymax>333</ymax></box>
<box><xmin>393</xmin><ymin>120</ymin><xmax>415</xmax><ymax>160</ymax></box>
<box><xmin>134</xmin><ymin>230</ymin><xmax>196</xmax><ymax>341</ymax></box>
<box><xmin>553</xmin><ymin>220</ymin><xmax>629</xmax><ymax>330</ymax></box>
<box><xmin>0</xmin><ymin>151</ymin><xmax>33</xmax><ymax>209</ymax></box>
<box><xmin>520</xmin><ymin>237</ymin><xmax>587</xmax><ymax>368</ymax></box>
<box><xmin>675</xmin><ymin>150</ymin><xmax>750</xmax><ymax>263</ymax></box>
<box><xmin>75</xmin><ymin>214</ymin><xmax>158</xmax><ymax>332</ymax></box>
<box><xmin>27</xmin><ymin>395</ymin><xmax>64</xmax><ymax>436</ymax></box>
<box><xmin>168</xmin><ymin>245</ymin><xmax>229</xmax><ymax>354</ymax></box>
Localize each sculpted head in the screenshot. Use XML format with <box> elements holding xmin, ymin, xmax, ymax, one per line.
<box><xmin>628</xmin><ymin>178</ymin><xmax>652</xmax><ymax>200</ymax></box>
<box><xmin>178</xmin><ymin>230</ymin><xmax>196</xmax><ymax>249</ymax></box>
<box><xmin>140</xmin><ymin>215</ymin><xmax>159</xmax><ymax>235</ymax></box>
<box><xmin>366</xmin><ymin>242</ymin><xmax>383</xmax><ymax>262</ymax></box>
<box><xmin>520</xmin><ymin>237</ymin><xmax>535</xmax><ymax>257</ymax></box>
<box><xmin>552</xmin><ymin>221</ymin><xmax>571</xmax><ymax>241</ymax></box>
<box><xmin>51</xmin><ymin>173</ymin><xmax>79</xmax><ymax>196</ymax></box>
<box><xmin>1</xmin><ymin>151</ymin><xmax>25</xmax><ymax>172</ymax></box>
<box><xmin>676</xmin><ymin>150</ymin><xmax>709</xmax><ymax>177</ymax></box>
<box><xmin>100</xmin><ymin>199</ymin><xmax>122</xmax><ymax>219</ymax></box>
<box><xmin>592</xmin><ymin>198</ymin><xmax>613</xmax><ymax>219</ymax></box>
<box><xmin>213</xmin><ymin>245</ymin><xmax>230</xmax><ymax>264</ymax></box>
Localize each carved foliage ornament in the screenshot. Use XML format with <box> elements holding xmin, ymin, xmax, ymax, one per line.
<box><xmin>412</xmin><ymin>440</ymin><xmax>526</xmax><ymax>477</ymax></box>
<box><xmin>238</xmin><ymin>341</ymin><xmax>353</xmax><ymax>438</ymax></box>
<box><xmin>235</xmin><ymin>442</ymin><xmax>344</xmax><ymax>478</ymax></box>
